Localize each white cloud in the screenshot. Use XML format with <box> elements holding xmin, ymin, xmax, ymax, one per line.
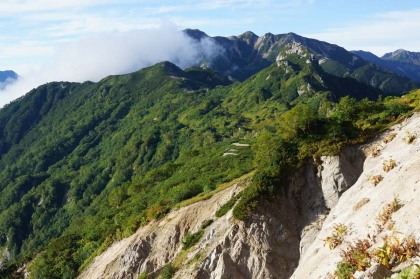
<box><xmin>0</xmin><ymin>0</ymin><xmax>136</xmax><ymax>14</ymax></box>
<box><xmin>155</xmin><ymin>0</ymin><xmax>281</xmax><ymax>14</ymax></box>
<box><xmin>1</xmin><ymin>41</ymin><xmax>53</xmax><ymax>58</ymax></box>
<box><xmin>0</xmin><ymin>26</ymin><xmax>223</xmax><ymax>107</ymax></box>
<box><xmin>304</xmin><ymin>9</ymin><xmax>420</xmax><ymax>56</ymax></box>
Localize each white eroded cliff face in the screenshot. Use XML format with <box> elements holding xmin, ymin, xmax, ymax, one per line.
<box><xmin>292</xmin><ymin>113</ymin><xmax>420</xmax><ymax>278</ymax></box>
<box><xmin>79</xmin><ymin>113</ymin><xmax>420</xmax><ymax>279</ymax></box>
<box><xmin>78</xmin><ymin>177</ymin><xmax>303</xmax><ymax>279</ymax></box>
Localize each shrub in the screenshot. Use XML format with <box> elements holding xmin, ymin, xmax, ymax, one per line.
<box><xmin>340</xmin><ymin>239</ymin><xmax>372</xmax><ymax>271</ymax></box>
<box><xmin>232</xmin><ymin>183</ymin><xmax>260</xmax><ymax>220</ymax></box>
<box><xmin>146</xmin><ymin>204</ymin><xmax>169</xmax><ymax>222</ymax></box>
<box><xmin>182</xmin><ymin>230</ymin><xmax>204</xmax><ymax>250</ymax></box>
<box><xmin>371</xmin><ymin>144</ymin><xmax>383</xmax><ymax>157</ymax></box>
<box><xmin>370</xmin><ymin>175</ymin><xmax>384</xmax><ymax>186</ymax></box>
<box><xmin>108</xmin><ymin>187</ymin><xmax>128</xmax><ymax>207</ymax></box>
<box><xmin>232</xmin><ymin>170</ymin><xmax>280</xmax><ymax>220</ymax></box>
<box><xmin>382</xmin><ymin>100</ymin><xmax>411</xmax><ymax>121</ymax></box>
<box><xmin>383</xmin><ymin>133</ymin><xmax>397</xmax><ymax>144</ymax></box>
<box><xmin>373</xmin><ymin>234</ymin><xmax>420</xmax><ymax>269</ymax></box>
<box><xmin>159</xmin><ymin>263</ymin><xmax>175</xmax><ymax>279</ymax></box>
<box><xmin>200</xmin><ymin>219</ymin><xmax>214</xmax><ymax>229</ymax></box>
<box><xmin>402</xmin><ymin>131</ymin><xmax>416</xmax><ymax>144</ymax></box>
<box><xmin>376</xmin><ymin>197</ymin><xmax>400</xmax><ymax>230</ymax></box>
<box><xmin>382</xmin><ymin>159</ymin><xmax>397</xmax><ymax>172</ymax></box>
<box><xmin>391</xmin><ymin>264</ymin><xmax>420</xmax><ymax>279</ymax></box>
<box><xmin>324</xmin><ymin>224</ymin><xmax>348</xmax><ymax>249</ymax></box>
<box><xmin>215</xmin><ymin>194</ymin><xmax>241</xmax><ymax>217</ymax></box>
<box><xmin>334</xmin><ymin>261</ymin><xmax>356</xmax><ymax>279</ymax></box>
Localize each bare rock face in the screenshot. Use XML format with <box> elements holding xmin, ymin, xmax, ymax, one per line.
<box><xmin>79</xmin><ymin>113</ymin><xmax>420</xmax><ymax>279</ymax></box>
<box><xmin>79</xmin><ymin>181</ymin><xmax>303</xmax><ymax>279</ymax></box>
<box><xmin>292</xmin><ymin>113</ymin><xmax>420</xmax><ymax>278</ymax></box>
<box><xmin>318</xmin><ymin>145</ymin><xmax>365</xmax><ymax>210</ymax></box>
<box><xmin>191</xmin><ymin>195</ymin><xmax>301</xmax><ymax>279</ymax></box>
<box><xmin>293</xmin><ymin>145</ymin><xmax>366</xmax><ymax>260</ymax></box>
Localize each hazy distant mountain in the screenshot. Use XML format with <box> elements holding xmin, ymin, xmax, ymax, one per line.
<box><xmin>352</xmin><ymin>50</ymin><xmax>420</xmax><ymax>83</ymax></box>
<box><xmin>0</xmin><ymin>70</ymin><xmax>17</xmax><ymax>82</ymax></box>
<box><xmin>184</xmin><ymin>29</ymin><xmax>419</xmax><ymax>94</ymax></box>
<box><xmin>0</xmin><ymin>70</ymin><xmax>18</xmax><ymax>89</ymax></box>
<box><xmin>382</xmin><ymin>49</ymin><xmax>420</xmax><ymax>65</ymax></box>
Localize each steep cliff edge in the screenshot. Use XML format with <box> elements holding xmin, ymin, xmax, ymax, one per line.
<box><xmin>78</xmin><ymin>113</ymin><xmax>420</xmax><ymax>279</ymax></box>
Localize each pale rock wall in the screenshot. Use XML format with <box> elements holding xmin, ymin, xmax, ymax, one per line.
<box><xmin>292</xmin><ymin>113</ymin><xmax>420</xmax><ymax>278</ymax></box>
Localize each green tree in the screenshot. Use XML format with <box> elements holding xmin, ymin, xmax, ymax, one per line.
<box><xmin>108</xmin><ymin>187</ymin><xmax>127</xmax><ymax>207</ymax></box>
<box><xmin>278</xmin><ymin>104</ymin><xmax>319</xmax><ymax>140</ymax></box>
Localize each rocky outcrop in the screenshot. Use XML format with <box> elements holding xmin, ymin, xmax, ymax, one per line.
<box><xmin>78</xmin><ymin>185</ymin><xmax>243</xmax><ymax>279</ymax></box>
<box><xmin>318</xmin><ymin>146</ymin><xmax>365</xmax><ymax>210</ymax></box>
<box><xmin>78</xmin><ymin>178</ymin><xmax>304</xmax><ymax>279</ymax></box>
<box><xmin>79</xmin><ymin>113</ymin><xmax>420</xmax><ymax>279</ymax></box>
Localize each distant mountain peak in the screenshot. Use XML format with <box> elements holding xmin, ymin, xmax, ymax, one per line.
<box><xmin>383</xmin><ymin>49</ymin><xmax>407</xmax><ymax>58</ymax></box>
<box><xmin>382</xmin><ymin>49</ymin><xmax>420</xmax><ymax>65</ymax></box>
<box><xmin>238</xmin><ymin>31</ymin><xmax>258</xmax><ymax>44</ymax></box>
<box><xmin>262</xmin><ymin>32</ymin><xmax>274</xmax><ymax>39</ymax></box>
<box><xmin>0</xmin><ymin>70</ymin><xmax>18</xmax><ymax>89</ymax></box>
<box><xmin>183</xmin><ymin>29</ymin><xmax>209</xmax><ymax>40</ymax></box>
<box><xmin>0</xmin><ymin>70</ymin><xmax>18</xmax><ymax>82</ymax></box>
<box><xmin>239</xmin><ymin>31</ymin><xmax>257</xmax><ymax>38</ymax></box>
<box><xmin>285</xmin><ymin>32</ymin><xmax>300</xmax><ymax>38</ymax></box>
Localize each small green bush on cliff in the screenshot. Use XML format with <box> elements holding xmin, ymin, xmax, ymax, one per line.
<box><xmin>335</xmin><ymin>261</ymin><xmax>356</xmax><ymax>279</ymax></box>
<box><xmin>215</xmin><ymin>194</ymin><xmax>241</xmax><ymax>217</ymax></box>
<box><xmin>182</xmin><ymin>230</ymin><xmax>204</xmax><ymax>250</ymax></box>
<box><xmin>159</xmin><ymin>263</ymin><xmax>175</xmax><ymax>279</ymax></box>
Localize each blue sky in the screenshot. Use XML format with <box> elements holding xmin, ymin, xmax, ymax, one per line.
<box><xmin>1</xmin><ymin>0</ymin><xmax>420</xmax><ymax>72</ymax></box>
<box><xmin>0</xmin><ymin>0</ymin><xmax>419</xmax><ymax>105</ymax></box>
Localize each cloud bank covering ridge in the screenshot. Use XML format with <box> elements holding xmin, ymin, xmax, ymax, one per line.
<box><xmin>0</xmin><ymin>26</ymin><xmax>222</xmax><ymax>107</ymax></box>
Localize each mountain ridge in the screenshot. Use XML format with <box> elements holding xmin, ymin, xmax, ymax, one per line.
<box><xmin>352</xmin><ymin>49</ymin><xmax>420</xmax><ymax>83</ymax></box>
<box><xmin>183</xmin><ymin>29</ymin><xmax>419</xmax><ymax>94</ymax></box>
<box><xmin>382</xmin><ymin>49</ymin><xmax>420</xmax><ymax>65</ymax></box>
